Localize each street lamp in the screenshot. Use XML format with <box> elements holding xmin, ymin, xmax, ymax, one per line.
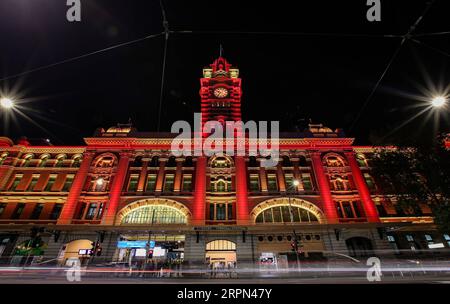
<box><xmin>0</xmin><ymin>97</ymin><xmax>15</xmax><ymax>109</ymax></box>
<box><xmin>287</xmin><ymin>179</ymin><xmax>301</xmax><ymax>272</ymax></box>
<box><xmin>431</xmin><ymin>96</ymin><xmax>447</xmax><ymax>108</ymax></box>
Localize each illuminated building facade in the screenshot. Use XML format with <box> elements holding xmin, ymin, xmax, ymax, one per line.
<box><xmin>0</xmin><ymin>57</ymin><xmax>449</xmax><ymax>267</ymax></box>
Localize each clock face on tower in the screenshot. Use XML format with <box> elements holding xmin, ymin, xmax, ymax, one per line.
<box><xmin>213</xmin><ymin>87</ymin><xmax>228</xmax><ymax>98</ymax></box>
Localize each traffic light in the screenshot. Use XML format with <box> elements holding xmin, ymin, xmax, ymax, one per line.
<box><xmin>95</xmin><ymin>242</ymin><xmax>102</xmax><ymax>256</ymax></box>
<box><xmin>90</xmin><ymin>242</ymin><xmax>96</xmax><ymax>256</ymax></box>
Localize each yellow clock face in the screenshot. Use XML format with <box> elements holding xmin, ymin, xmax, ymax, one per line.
<box><xmin>213</xmin><ymin>87</ymin><xmax>228</xmax><ymax>98</ymax></box>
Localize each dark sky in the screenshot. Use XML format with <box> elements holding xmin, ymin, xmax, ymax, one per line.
<box><xmin>0</xmin><ymin>0</ymin><xmax>449</xmax><ymax>146</ymax></box>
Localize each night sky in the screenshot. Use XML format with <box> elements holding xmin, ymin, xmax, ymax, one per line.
<box><xmin>0</xmin><ymin>0</ymin><xmax>449</xmax><ymax>146</ymax></box>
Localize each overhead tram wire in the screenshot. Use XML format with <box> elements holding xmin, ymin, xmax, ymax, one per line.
<box><xmin>348</xmin><ymin>0</ymin><xmax>437</xmax><ymax>133</ymax></box>
<box><xmin>410</xmin><ymin>38</ymin><xmax>450</xmax><ymax>58</ymax></box>
<box><xmin>171</xmin><ymin>30</ymin><xmax>403</xmax><ymax>38</ymax></box>
<box><xmin>157</xmin><ymin>0</ymin><xmax>170</xmax><ymax>133</ymax></box>
<box><xmin>0</xmin><ymin>32</ymin><xmax>164</xmax><ymax>83</ymax></box>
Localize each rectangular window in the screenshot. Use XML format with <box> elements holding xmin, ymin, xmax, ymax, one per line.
<box><xmin>267</xmin><ymin>174</ymin><xmax>278</xmax><ymax>191</ymax></box>
<box><xmin>163</xmin><ymin>174</ymin><xmax>175</xmax><ymax>192</ymax></box>
<box><xmin>342</xmin><ymin>202</ymin><xmax>354</xmax><ymax>218</ymax></box>
<box><xmin>209</xmin><ymin>203</ymin><xmax>215</xmax><ymax>220</ymax></box>
<box><xmin>30</xmin><ymin>203</ymin><xmax>44</xmax><ymax>220</ymax></box>
<box><xmin>424</xmin><ymin>234</ymin><xmax>433</xmax><ymax>242</ymax></box>
<box><xmin>444</xmin><ymin>234</ymin><xmax>450</xmax><ymax>247</ymax></box>
<box><xmin>352</xmin><ymin>201</ymin><xmax>362</xmax><ymax>218</ymax></box>
<box><xmin>301</xmin><ymin>173</ymin><xmax>312</xmax><ymax>190</ymax></box>
<box><xmin>44</xmin><ymin>174</ymin><xmax>57</xmax><ymax>191</ymax></box>
<box><xmin>0</xmin><ymin>203</ymin><xmax>6</xmax><ymax>217</ymax></box>
<box><xmin>249</xmin><ymin>174</ymin><xmax>260</xmax><ymax>192</ymax></box>
<box><xmin>406</xmin><ymin>235</ymin><xmax>414</xmax><ymax>242</ymax></box>
<box><xmin>85</xmin><ymin>203</ymin><xmax>98</xmax><ymax>220</ymax></box>
<box><xmin>62</xmin><ymin>174</ymin><xmax>74</xmax><ymax>192</ymax></box>
<box><xmin>146</xmin><ymin>174</ymin><xmax>157</xmax><ymax>192</ymax></box>
<box><xmin>96</xmin><ymin>203</ymin><xmax>104</xmax><ymax>219</ymax></box>
<box><xmin>284</xmin><ymin>174</ymin><xmax>294</xmax><ymax>190</ymax></box>
<box><xmin>76</xmin><ymin>203</ymin><xmax>87</xmax><ymax>220</ymax></box>
<box><xmin>336</xmin><ymin>202</ymin><xmax>344</xmax><ymax>218</ymax></box>
<box><xmin>127</xmin><ymin>174</ymin><xmax>139</xmax><ymax>192</ymax></box>
<box><xmin>8</xmin><ymin>174</ymin><xmax>23</xmax><ymax>191</ymax></box>
<box><xmin>182</xmin><ymin>174</ymin><xmax>192</xmax><ymax>192</ymax></box>
<box><xmin>12</xmin><ymin>203</ymin><xmax>25</xmax><ymax>219</ymax></box>
<box><xmin>227</xmin><ymin>204</ymin><xmax>233</xmax><ymax>220</ymax></box>
<box><xmin>49</xmin><ymin>204</ymin><xmax>62</xmax><ymax>220</ymax></box>
<box><xmin>387</xmin><ymin>235</ymin><xmax>395</xmax><ymax>242</ymax></box>
<box><xmin>28</xmin><ymin>174</ymin><xmax>40</xmax><ymax>191</ymax></box>
<box><xmin>216</xmin><ymin>204</ymin><xmax>226</xmax><ymax>220</ymax></box>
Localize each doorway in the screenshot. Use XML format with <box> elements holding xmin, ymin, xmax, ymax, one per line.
<box><xmin>205</xmin><ymin>240</ymin><xmax>237</xmax><ymax>269</ymax></box>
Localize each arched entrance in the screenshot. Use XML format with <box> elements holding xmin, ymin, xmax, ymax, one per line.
<box><xmin>345</xmin><ymin>237</ymin><xmax>374</xmax><ymax>257</ymax></box>
<box><xmin>58</xmin><ymin>239</ymin><xmax>93</xmax><ymax>266</ymax></box>
<box><xmin>205</xmin><ymin>240</ymin><xmax>237</xmax><ymax>269</ymax></box>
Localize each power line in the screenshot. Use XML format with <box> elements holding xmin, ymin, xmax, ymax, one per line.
<box><xmin>0</xmin><ymin>32</ymin><xmax>164</xmax><ymax>83</ymax></box>
<box><xmin>411</xmin><ymin>38</ymin><xmax>450</xmax><ymax>58</ymax></box>
<box><xmin>171</xmin><ymin>30</ymin><xmax>402</xmax><ymax>38</ymax></box>
<box><xmin>157</xmin><ymin>0</ymin><xmax>170</xmax><ymax>133</ymax></box>
<box><xmin>348</xmin><ymin>0</ymin><xmax>437</xmax><ymax>132</ymax></box>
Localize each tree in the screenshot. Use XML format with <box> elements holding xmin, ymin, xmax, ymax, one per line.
<box><xmin>369</xmin><ymin>134</ymin><xmax>450</xmax><ymax>233</ymax></box>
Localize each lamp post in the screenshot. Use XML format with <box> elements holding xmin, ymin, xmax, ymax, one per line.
<box><xmin>0</xmin><ymin>97</ymin><xmax>15</xmax><ymax>109</ymax></box>
<box><xmin>287</xmin><ymin>179</ymin><xmax>301</xmax><ymax>272</ymax></box>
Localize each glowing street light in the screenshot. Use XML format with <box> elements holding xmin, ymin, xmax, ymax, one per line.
<box><xmin>431</xmin><ymin>96</ymin><xmax>447</xmax><ymax>108</ymax></box>
<box><xmin>0</xmin><ymin>97</ymin><xmax>14</xmax><ymax>109</ymax></box>
<box><xmin>292</xmin><ymin>179</ymin><xmax>300</xmax><ymax>187</ymax></box>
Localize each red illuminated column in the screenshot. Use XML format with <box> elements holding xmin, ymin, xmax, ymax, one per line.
<box><xmin>136</xmin><ymin>159</ymin><xmax>149</xmax><ymax>192</ymax></box>
<box><xmin>192</xmin><ymin>156</ymin><xmax>207</xmax><ymax>225</ymax></box>
<box><xmin>102</xmin><ymin>152</ymin><xmax>131</xmax><ymax>225</ymax></box>
<box><xmin>0</xmin><ymin>165</ymin><xmax>14</xmax><ymax>190</ymax></box>
<box><xmin>345</xmin><ymin>152</ymin><xmax>380</xmax><ymax>223</ymax></box>
<box><xmin>57</xmin><ymin>152</ymin><xmax>94</xmax><ymax>225</ymax></box>
<box><xmin>235</xmin><ymin>156</ymin><xmax>249</xmax><ymax>225</ymax></box>
<box><xmin>310</xmin><ymin>152</ymin><xmax>339</xmax><ymax>223</ymax></box>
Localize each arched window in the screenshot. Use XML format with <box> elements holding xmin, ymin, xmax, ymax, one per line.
<box><xmin>55</xmin><ymin>154</ymin><xmax>67</xmax><ymax>167</ymax></box>
<box><xmin>255</xmin><ymin>205</ymin><xmax>319</xmax><ymax>224</ymax></box>
<box><xmin>21</xmin><ymin>154</ymin><xmax>33</xmax><ymax>167</ymax></box>
<box><xmin>72</xmin><ymin>155</ymin><xmax>82</xmax><ymax>168</ymax></box>
<box><xmin>281</xmin><ymin>156</ymin><xmax>292</xmax><ymax>167</ymax></box>
<box><xmin>356</xmin><ymin>153</ymin><xmax>368</xmax><ymax>167</ymax></box>
<box><xmin>210</xmin><ymin>176</ymin><xmax>232</xmax><ymax>192</ymax></box>
<box><xmin>0</xmin><ymin>152</ymin><xmax>8</xmax><ymax>165</ymax></box>
<box><xmin>248</xmin><ymin>156</ymin><xmax>258</xmax><ymax>167</ymax></box>
<box><xmin>132</xmin><ymin>156</ymin><xmax>143</xmax><ymax>167</ymax></box>
<box><xmin>206</xmin><ymin>240</ymin><xmax>236</xmax><ymax>251</ymax></box>
<box><xmin>149</xmin><ymin>156</ymin><xmax>159</xmax><ymax>167</ymax></box>
<box><xmin>38</xmin><ymin>154</ymin><xmax>50</xmax><ymax>167</ymax></box>
<box><xmin>167</xmin><ymin>156</ymin><xmax>177</xmax><ymax>167</ymax></box>
<box><xmin>183</xmin><ymin>157</ymin><xmax>193</xmax><ymax>167</ymax></box>
<box><xmin>121</xmin><ymin>205</ymin><xmax>187</xmax><ymax>224</ymax></box>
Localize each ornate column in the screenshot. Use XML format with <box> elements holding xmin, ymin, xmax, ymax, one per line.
<box><xmin>258</xmin><ymin>158</ymin><xmax>268</xmax><ymax>192</ymax></box>
<box><xmin>102</xmin><ymin>152</ymin><xmax>131</xmax><ymax>225</ymax></box>
<box><xmin>57</xmin><ymin>152</ymin><xmax>94</xmax><ymax>225</ymax></box>
<box><xmin>192</xmin><ymin>156</ymin><xmax>207</xmax><ymax>225</ymax></box>
<box><xmin>0</xmin><ymin>165</ymin><xmax>14</xmax><ymax>190</ymax></box>
<box><xmin>276</xmin><ymin>162</ymin><xmax>286</xmax><ymax>192</ymax></box>
<box><xmin>155</xmin><ymin>158</ymin><xmax>167</xmax><ymax>193</ymax></box>
<box><xmin>235</xmin><ymin>156</ymin><xmax>249</xmax><ymax>224</ymax></box>
<box><xmin>136</xmin><ymin>158</ymin><xmax>149</xmax><ymax>192</ymax></box>
<box><xmin>345</xmin><ymin>151</ymin><xmax>380</xmax><ymax>223</ymax></box>
<box><xmin>310</xmin><ymin>151</ymin><xmax>339</xmax><ymax>223</ymax></box>
<box><xmin>173</xmin><ymin>158</ymin><xmax>184</xmax><ymax>192</ymax></box>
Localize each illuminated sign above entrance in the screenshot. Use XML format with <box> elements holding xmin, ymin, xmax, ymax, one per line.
<box><xmin>117</xmin><ymin>241</ymin><xmax>155</xmax><ymax>249</ymax></box>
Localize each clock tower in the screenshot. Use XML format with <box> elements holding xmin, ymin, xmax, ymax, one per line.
<box><xmin>199</xmin><ymin>57</ymin><xmax>242</xmax><ymax>132</ymax></box>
